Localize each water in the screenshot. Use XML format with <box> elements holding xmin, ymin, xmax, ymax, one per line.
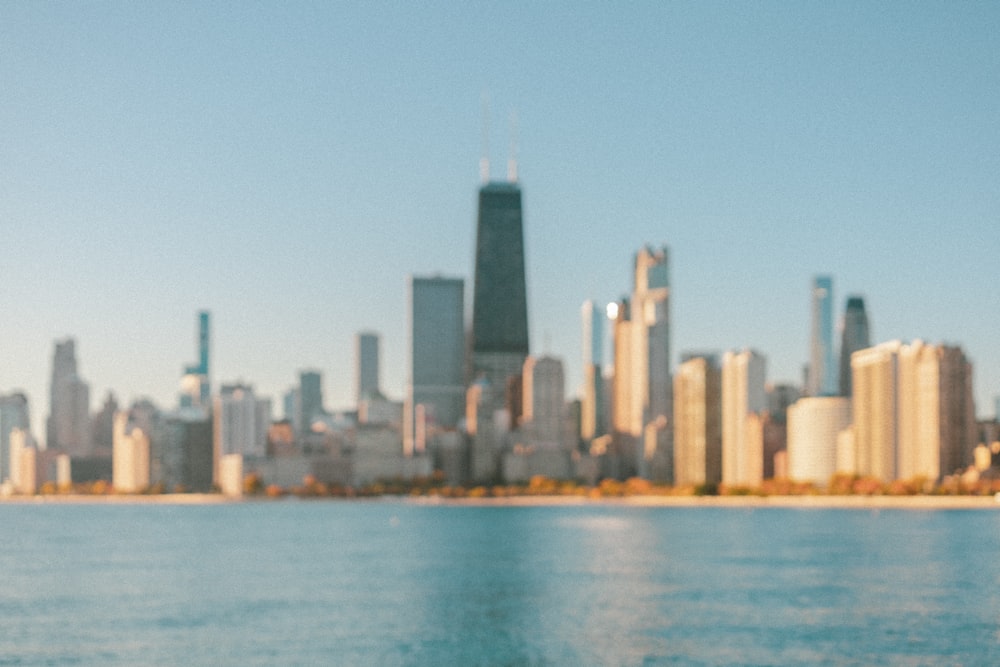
<box><xmin>2</xmin><ymin>501</ymin><xmax>999</xmax><ymax>666</ymax></box>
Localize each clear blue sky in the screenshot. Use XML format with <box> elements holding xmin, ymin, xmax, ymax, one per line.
<box><xmin>2</xmin><ymin>2</ymin><xmax>998</xmax><ymax>435</ymax></box>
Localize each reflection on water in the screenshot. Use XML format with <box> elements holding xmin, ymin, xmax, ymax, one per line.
<box><xmin>1</xmin><ymin>503</ymin><xmax>999</xmax><ymax>665</ymax></box>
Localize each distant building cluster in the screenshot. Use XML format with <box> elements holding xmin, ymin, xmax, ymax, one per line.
<box><xmin>1</xmin><ymin>172</ymin><xmax>998</xmax><ymax>497</ymax></box>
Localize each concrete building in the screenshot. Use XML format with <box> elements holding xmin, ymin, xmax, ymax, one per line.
<box><xmin>46</xmin><ymin>337</ymin><xmax>91</xmax><ymax>456</ymax></box>
<box><xmin>218</xmin><ymin>453</ymin><xmax>243</xmax><ymax>497</ymax></box>
<box><xmin>9</xmin><ymin>428</ymin><xmax>37</xmax><ymax>494</ymax></box>
<box><xmin>852</xmin><ymin>341</ymin><xmax>902</xmax><ymax>481</ymax></box>
<box><xmin>722</xmin><ymin>349</ymin><xmax>767</xmax><ymax>486</ymax></box>
<box><xmin>521</xmin><ymin>355</ymin><xmax>566</xmax><ymax>448</ymax></box>
<box><xmin>0</xmin><ymin>392</ymin><xmax>30</xmax><ymax>483</ymax></box>
<box><xmin>896</xmin><ymin>341</ymin><xmax>976</xmax><ymax>481</ymax></box>
<box><xmin>213</xmin><ymin>384</ymin><xmax>271</xmax><ymax>485</ymax></box>
<box><xmin>112</xmin><ymin>411</ymin><xmax>150</xmax><ymax>493</ymax></box>
<box><xmin>851</xmin><ymin>340</ymin><xmax>976</xmax><ymax>482</ymax></box>
<box><xmin>609</xmin><ymin>246</ymin><xmax>672</xmax><ymax>480</ymax></box>
<box><xmin>787</xmin><ymin>396</ymin><xmax>851</xmax><ymax>485</ymax></box>
<box><xmin>673</xmin><ymin>355</ymin><xmax>721</xmax><ymax>488</ymax></box>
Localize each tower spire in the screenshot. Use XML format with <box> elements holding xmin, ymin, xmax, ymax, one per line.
<box><xmin>507</xmin><ymin>109</ymin><xmax>519</xmax><ymax>183</ymax></box>
<box><xmin>480</xmin><ymin>92</ymin><xmax>490</xmax><ymax>184</ymax></box>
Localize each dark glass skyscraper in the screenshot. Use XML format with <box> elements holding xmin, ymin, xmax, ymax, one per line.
<box><xmin>838</xmin><ymin>295</ymin><xmax>871</xmax><ymax>397</ymax></box>
<box><xmin>470</xmin><ymin>181</ymin><xmax>529</xmax><ymax>397</ymax></box>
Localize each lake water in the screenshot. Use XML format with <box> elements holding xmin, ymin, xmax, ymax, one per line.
<box><xmin>2</xmin><ymin>501</ymin><xmax>999</xmax><ymax>666</ymax></box>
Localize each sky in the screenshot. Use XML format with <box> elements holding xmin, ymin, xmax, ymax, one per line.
<box><xmin>2</xmin><ymin>2</ymin><xmax>999</xmax><ymax>436</ymax></box>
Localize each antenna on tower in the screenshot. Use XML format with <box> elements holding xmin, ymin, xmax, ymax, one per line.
<box><xmin>480</xmin><ymin>92</ymin><xmax>490</xmax><ymax>184</ymax></box>
<box><xmin>507</xmin><ymin>108</ymin><xmax>519</xmax><ymax>183</ymax></box>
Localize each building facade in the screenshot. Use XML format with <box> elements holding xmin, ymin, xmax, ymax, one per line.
<box><xmin>838</xmin><ymin>296</ymin><xmax>870</xmax><ymax>397</ymax></box>
<box><xmin>406</xmin><ymin>275</ymin><xmax>465</xmax><ymax>455</ymax></box>
<box><xmin>673</xmin><ymin>355</ymin><xmax>722</xmax><ymax>488</ymax></box>
<box><xmin>521</xmin><ymin>355</ymin><xmax>566</xmax><ymax>449</ymax></box>
<box><xmin>721</xmin><ymin>349</ymin><xmax>767</xmax><ymax>486</ymax></box>
<box><xmin>787</xmin><ymin>396</ymin><xmax>851</xmax><ymax>485</ymax></box>
<box><xmin>851</xmin><ymin>340</ymin><xmax>976</xmax><ymax>482</ymax></box>
<box><xmin>213</xmin><ymin>384</ymin><xmax>271</xmax><ymax>484</ymax></box>
<box><xmin>0</xmin><ymin>393</ymin><xmax>30</xmax><ymax>484</ymax></box>
<box><xmin>580</xmin><ymin>300</ymin><xmax>606</xmax><ymax>443</ymax></box>
<box><xmin>609</xmin><ymin>246</ymin><xmax>672</xmax><ymax>479</ymax></box>
<box><xmin>470</xmin><ymin>181</ymin><xmax>529</xmax><ymax>409</ymax></box>
<box><xmin>808</xmin><ymin>276</ymin><xmax>836</xmax><ymax>397</ymax></box>
<box><xmin>356</xmin><ymin>331</ymin><xmax>381</xmax><ymax>402</ymax></box>
<box><xmin>180</xmin><ymin>310</ymin><xmax>211</xmax><ymax>409</ymax></box>
<box><xmin>112</xmin><ymin>411</ymin><xmax>150</xmax><ymax>493</ymax></box>
<box><xmin>46</xmin><ymin>338</ymin><xmax>91</xmax><ymax>456</ymax></box>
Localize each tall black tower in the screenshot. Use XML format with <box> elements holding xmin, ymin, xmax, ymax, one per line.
<box><xmin>470</xmin><ymin>181</ymin><xmax>529</xmax><ymax>399</ymax></box>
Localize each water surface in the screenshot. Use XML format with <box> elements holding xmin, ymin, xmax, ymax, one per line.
<box><xmin>2</xmin><ymin>502</ymin><xmax>998</xmax><ymax>665</ymax></box>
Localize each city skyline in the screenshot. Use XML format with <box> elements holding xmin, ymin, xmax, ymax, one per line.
<box><xmin>2</xmin><ymin>4</ymin><xmax>998</xmax><ymax>430</ymax></box>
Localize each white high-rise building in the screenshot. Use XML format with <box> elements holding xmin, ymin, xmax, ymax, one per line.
<box><xmin>611</xmin><ymin>246</ymin><xmax>671</xmax><ymax>478</ymax></box>
<box><xmin>9</xmin><ymin>428</ymin><xmax>37</xmax><ymax>494</ymax></box>
<box><xmin>787</xmin><ymin>396</ymin><xmax>851</xmax><ymax>485</ymax></box>
<box><xmin>112</xmin><ymin>411</ymin><xmax>150</xmax><ymax>493</ymax></box>
<box><xmin>852</xmin><ymin>340</ymin><xmax>975</xmax><ymax>482</ymax></box>
<box><xmin>721</xmin><ymin>349</ymin><xmax>767</xmax><ymax>486</ymax></box>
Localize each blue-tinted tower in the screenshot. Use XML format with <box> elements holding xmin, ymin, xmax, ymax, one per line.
<box><xmin>181</xmin><ymin>310</ymin><xmax>210</xmax><ymax>409</ymax></box>
<box><xmin>808</xmin><ymin>277</ymin><xmax>836</xmax><ymax>396</ymax></box>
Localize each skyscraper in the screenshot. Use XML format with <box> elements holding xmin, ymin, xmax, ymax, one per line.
<box><xmin>180</xmin><ymin>310</ymin><xmax>211</xmax><ymax>409</ymax></box>
<box><xmin>214</xmin><ymin>384</ymin><xmax>271</xmax><ymax>462</ymax></box>
<box><xmin>470</xmin><ymin>181</ymin><xmax>529</xmax><ymax>406</ymax></box>
<box><xmin>609</xmin><ymin>245</ymin><xmax>671</xmax><ymax>478</ymax></box>
<box><xmin>721</xmin><ymin>349</ymin><xmax>767</xmax><ymax>486</ymax></box>
<box><xmin>851</xmin><ymin>341</ymin><xmax>901</xmax><ymax>481</ymax></box>
<box><xmin>298</xmin><ymin>371</ymin><xmax>324</xmax><ymax>432</ymax></box>
<box><xmin>112</xmin><ymin>410</ymin><xmax>150</xmax><ymax>493</ymax></box>
<box><xmin>356</xmin><ymin>331</ymin><xmax>381</xmax><ymax>402</ymax></box>
<box><xmin>521</xmin><ymin>355</ymin><xmax>565</xmax><ymax>448</ymax></box>
<box><xmin>407</xmin><ymin>275</ymin><xmax>465</xmax><ymax>454</ymax></box>
<box><xmin>0</xmin><ymin>393</ymin><xmax>30</xmax><ymax>483</ymax></box>
<box><xmin>850</xmin><ymin>339</ymin><xmax>975</xmax><ymax>482</ymax></box>
<box><xmin>786</xmin><ymin>396</ymin><xmax>851</xmax><ymax>485</ymax></box>
<box><xmin>46</xmin><ymin>338</ymin><xmax>91</xmax><ymax>456</ymax></box>
<box><xmin>580</xmin><ymin>300</ymin><xmax>606</xmax><ymax>442</ymax></box>
<box><xmin>808</xmin><ymin>276</ymin><xmax>836</xmax><ymax>396</ymax></box>
<box><xmin>673</xmin><ymin>354</ymin><xmax>721</xmax><ymax>487</ymax></box>
<box><xmin>838</xmin><ymin>296</ymin><xmax>870</xmax><ymax>397</ymax></box>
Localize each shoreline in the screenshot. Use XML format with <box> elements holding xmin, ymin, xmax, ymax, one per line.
<box><xmin>408</xmin><ymin>494</ymin><xmax>1000</xmax><ymax>510</ymax></box>
<box><xmin>1</xmin><ymin>493</ymin><xmax>999</xmax><ymax>509</ymax></box>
